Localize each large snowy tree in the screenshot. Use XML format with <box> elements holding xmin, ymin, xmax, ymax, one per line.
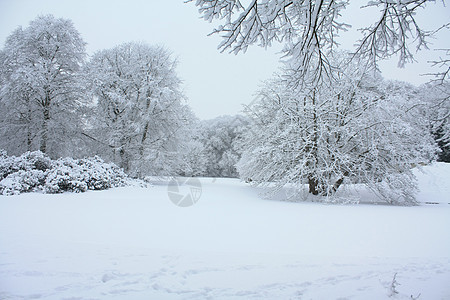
<box><xmin>85</xmin><ymin>42</ymin><xmax>193</xmax><ymax>176</ymax></box>
<box><xmin>189</xmin><ymin>0</ymin><xmax>444</xmax><ymax>204</ymax></box>
<box><xmin>237</xmin><ymin>56</ymin><xmax>437</xmax><ymax>204</ymax></box>
<box><xmin>0</xmin><ymin>15</ymin><xmax>87</xmax><ymax>158</ymax></box>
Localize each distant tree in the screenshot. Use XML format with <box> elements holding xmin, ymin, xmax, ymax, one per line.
<box><xmin>434</xmin><ymin>126</ymin><xmax>450</xmax><ymax>162</ymax></box>
<box><xmin>0</xmin><ymin>15</ymin><xmax>87</xmax><ymax>158</ymax></box>
<box><xmin>85</xmin><ymin>42</ymin><xmax>193</xmax><ymax>176</ymax></box>
<box><xmin>195</xmin><ymin>115</ymin><xmax>248</xmax><ymax>177</ymax></box>
<box><xmin>419</xmin><ymin>82</ymin><xmax>450</xmax><ymax>162</ymax></box>
<box><xmin>177</xmin><ymin>136</ymin><xmax>208</xmax><ymax>177</ymax></box>
<box><xmin>238</xmin><ymin>56</ymin><xmax>437</xmax><ymax>204</ymax></box>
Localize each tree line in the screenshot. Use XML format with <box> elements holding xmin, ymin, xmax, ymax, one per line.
<box><xmin>1</xmin><ymin>12</ymin><xmax>449</xmax><ymax>204</ymax></box>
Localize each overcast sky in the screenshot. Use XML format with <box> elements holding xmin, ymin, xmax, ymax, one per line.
<box><xmin>0</xmin><ymin>0</ymin><xmax>449</xmax><ymax>119</ymax></box>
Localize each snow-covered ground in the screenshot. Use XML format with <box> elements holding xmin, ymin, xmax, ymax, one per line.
<box><xmin>0</xmin><ymin>163</ymin><xmax>449</xmax><ymax>299</ymax></box>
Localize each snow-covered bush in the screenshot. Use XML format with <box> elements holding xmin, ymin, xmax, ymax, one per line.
<box><xmin>0</xmin><ymin>149</ymin><xmax>15</xmax><ymax>180</ymax></box>
<box><xmin>0</xmin><ymin>150</ymin><xmax>52</xmax><ymax>180</ymax></box>
<box><xmin>0</xmin><ymin>151</ymin><xmax>51</xmax><ymax>195</ymax></box>
<box><xmin>44</xmin><ymin>156</ymin><xmax>127</xmax><ymax>193</ymax></box>
<box><xmin>0</xmin><ymin>151</ymin><xmax>128</xmax><ymax>195</ymax></box>
<box><xmin>0</xmin><ymin>169</ymin><xmax>47</xmax><ymax>195</ymax></box>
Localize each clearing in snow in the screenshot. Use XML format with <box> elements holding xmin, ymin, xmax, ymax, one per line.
<box><xmin>0</xmin><ymin>163</ymin><xmax>449</xmax><ymax>299</ymax></box>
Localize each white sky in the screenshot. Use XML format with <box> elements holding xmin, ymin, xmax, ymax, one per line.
<box><xmin>0</xmin><ymin>0</ymin><xmax>449</xmax><ymax>120</ymax></box>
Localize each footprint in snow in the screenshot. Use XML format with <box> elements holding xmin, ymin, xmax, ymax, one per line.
<box><xmin>102</xmin><ymin>273</ymin><xmax>115</xmax><ymax>283</ymax></box>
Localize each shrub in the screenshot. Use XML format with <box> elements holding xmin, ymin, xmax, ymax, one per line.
<box><xmin>0</xmin><ymin>169</ymin><xmax>46</xmax><ymax>195</ymax></box>
<box><xmin>0</xmin><ymin>151</ymin><xmax>128</xmax><ymax>195</ymax></box>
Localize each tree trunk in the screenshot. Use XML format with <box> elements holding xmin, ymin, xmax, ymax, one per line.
<box><xmin>40</xmin><ymin>106</ymin><xmax>50</xmax><ymax>154</ymax></box>
<box><xmin>140</xmin><ymin>122</ymin><xmax>149</xmax><ymax>156</ymax></box>
<box><xmin>139</xmin><ymin>95</ymin><xmax>152</xmax><ymax>156</ymax></box>
<box><xmin>308</xmin><ymin>89</ymin><xmax>320</xmax><ymax>196</ymax></box>
<box><xmin>120</xmin><ymin>148</ymin><xmax>129</xmax><ymax>173</ymax></box>
<box><xmin>26</xmin><ymin>117</ymin><xmax>32</xmax><ymax>152</ymax></box>
<box><xmin>26</xmin><ymin>96</ymin><xmax>33</xmax><ymax>151</ymax></box>
<box><xmin>331</xmin><ymin>172</ymin><xmax>349</xmax><ymax>194</ymax></box>
<box><xmin>27</xmin><ymin>129</ymin><xmax>32</xmax><ymax>151</ymax></box>
<box><xmin>308</xmin><ymin>177</ymin><xmax>319</xmax><ymax>195</ymax></box>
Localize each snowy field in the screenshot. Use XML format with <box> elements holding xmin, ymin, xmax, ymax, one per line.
<box><xmin>0</xmin><ymin>164</ymin><xmax>449</xmax><ymax>300</ymax></box>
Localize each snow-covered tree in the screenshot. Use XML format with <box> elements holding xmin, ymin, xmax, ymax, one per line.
<box><xmin>238</xmin><ymin>56</ymin><xmax>437</xmax><ymax>205</ymax></box>
<box><xmin>195</xmin><ymin>115</ymin><xmax>248</xmax><ymax>177</ymax></box>
<box><xmin>177</xmin><ymin>138</ymin><xmax>207</xmax><ymax>177</ymax></box>
<box><xmin>419</xmin><ymin>81</ymin><xmax>450</xmax><ymax>162</ymax></box>
<box><xmin>189</xmin><ymin>1</ymin><xmax>443</xmax><ymax>204</ymax></box>
<box><xmin>188</xmin><ymin>0</ymin><xmax>445</xmax><ymax>82</ymax></box>
<box><xmin>85</xmin><ymin>42</ymin><xmax>192</xmax><ymax>177</ymax></box>
<box><xmin>0</xmin><ymin>15</ymin><xmax>87</xmax><ymax>158</ymax></box>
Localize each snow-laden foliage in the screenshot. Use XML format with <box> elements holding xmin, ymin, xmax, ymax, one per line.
<box><xmin>0</xmin><ymin>15</ymin><xmax>87</xmax><ymax>158</ymax></box>
<box><xmin>237</xmin><ymin>57</ymin><xmax>437</xmax><ymax>205</ymax></box>
<box><xmin>85</xmin><ymin>42</ymin><xmax>194</xmax><ymax>177</ymax></box>
<box><xmin>0</xmin><ymin>151</ymin><xmax>127</xmax><ymax>195</ymax></box>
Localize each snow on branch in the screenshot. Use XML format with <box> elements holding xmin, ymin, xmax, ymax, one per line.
<box><xmin>354</xmin><ymin>0</ymin><xmax>432</xmax><ymax>68</ymax></box>
<box><xmin>189</xmin><ymin>0</ymin><xmax>443</xmax><ymax>84</ymax></box>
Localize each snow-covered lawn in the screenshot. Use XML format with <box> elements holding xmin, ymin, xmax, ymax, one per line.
<box><xmin>1</xmin><ymin>164</ymin><xmax>449</xmax><ymax>299</ymax></box>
